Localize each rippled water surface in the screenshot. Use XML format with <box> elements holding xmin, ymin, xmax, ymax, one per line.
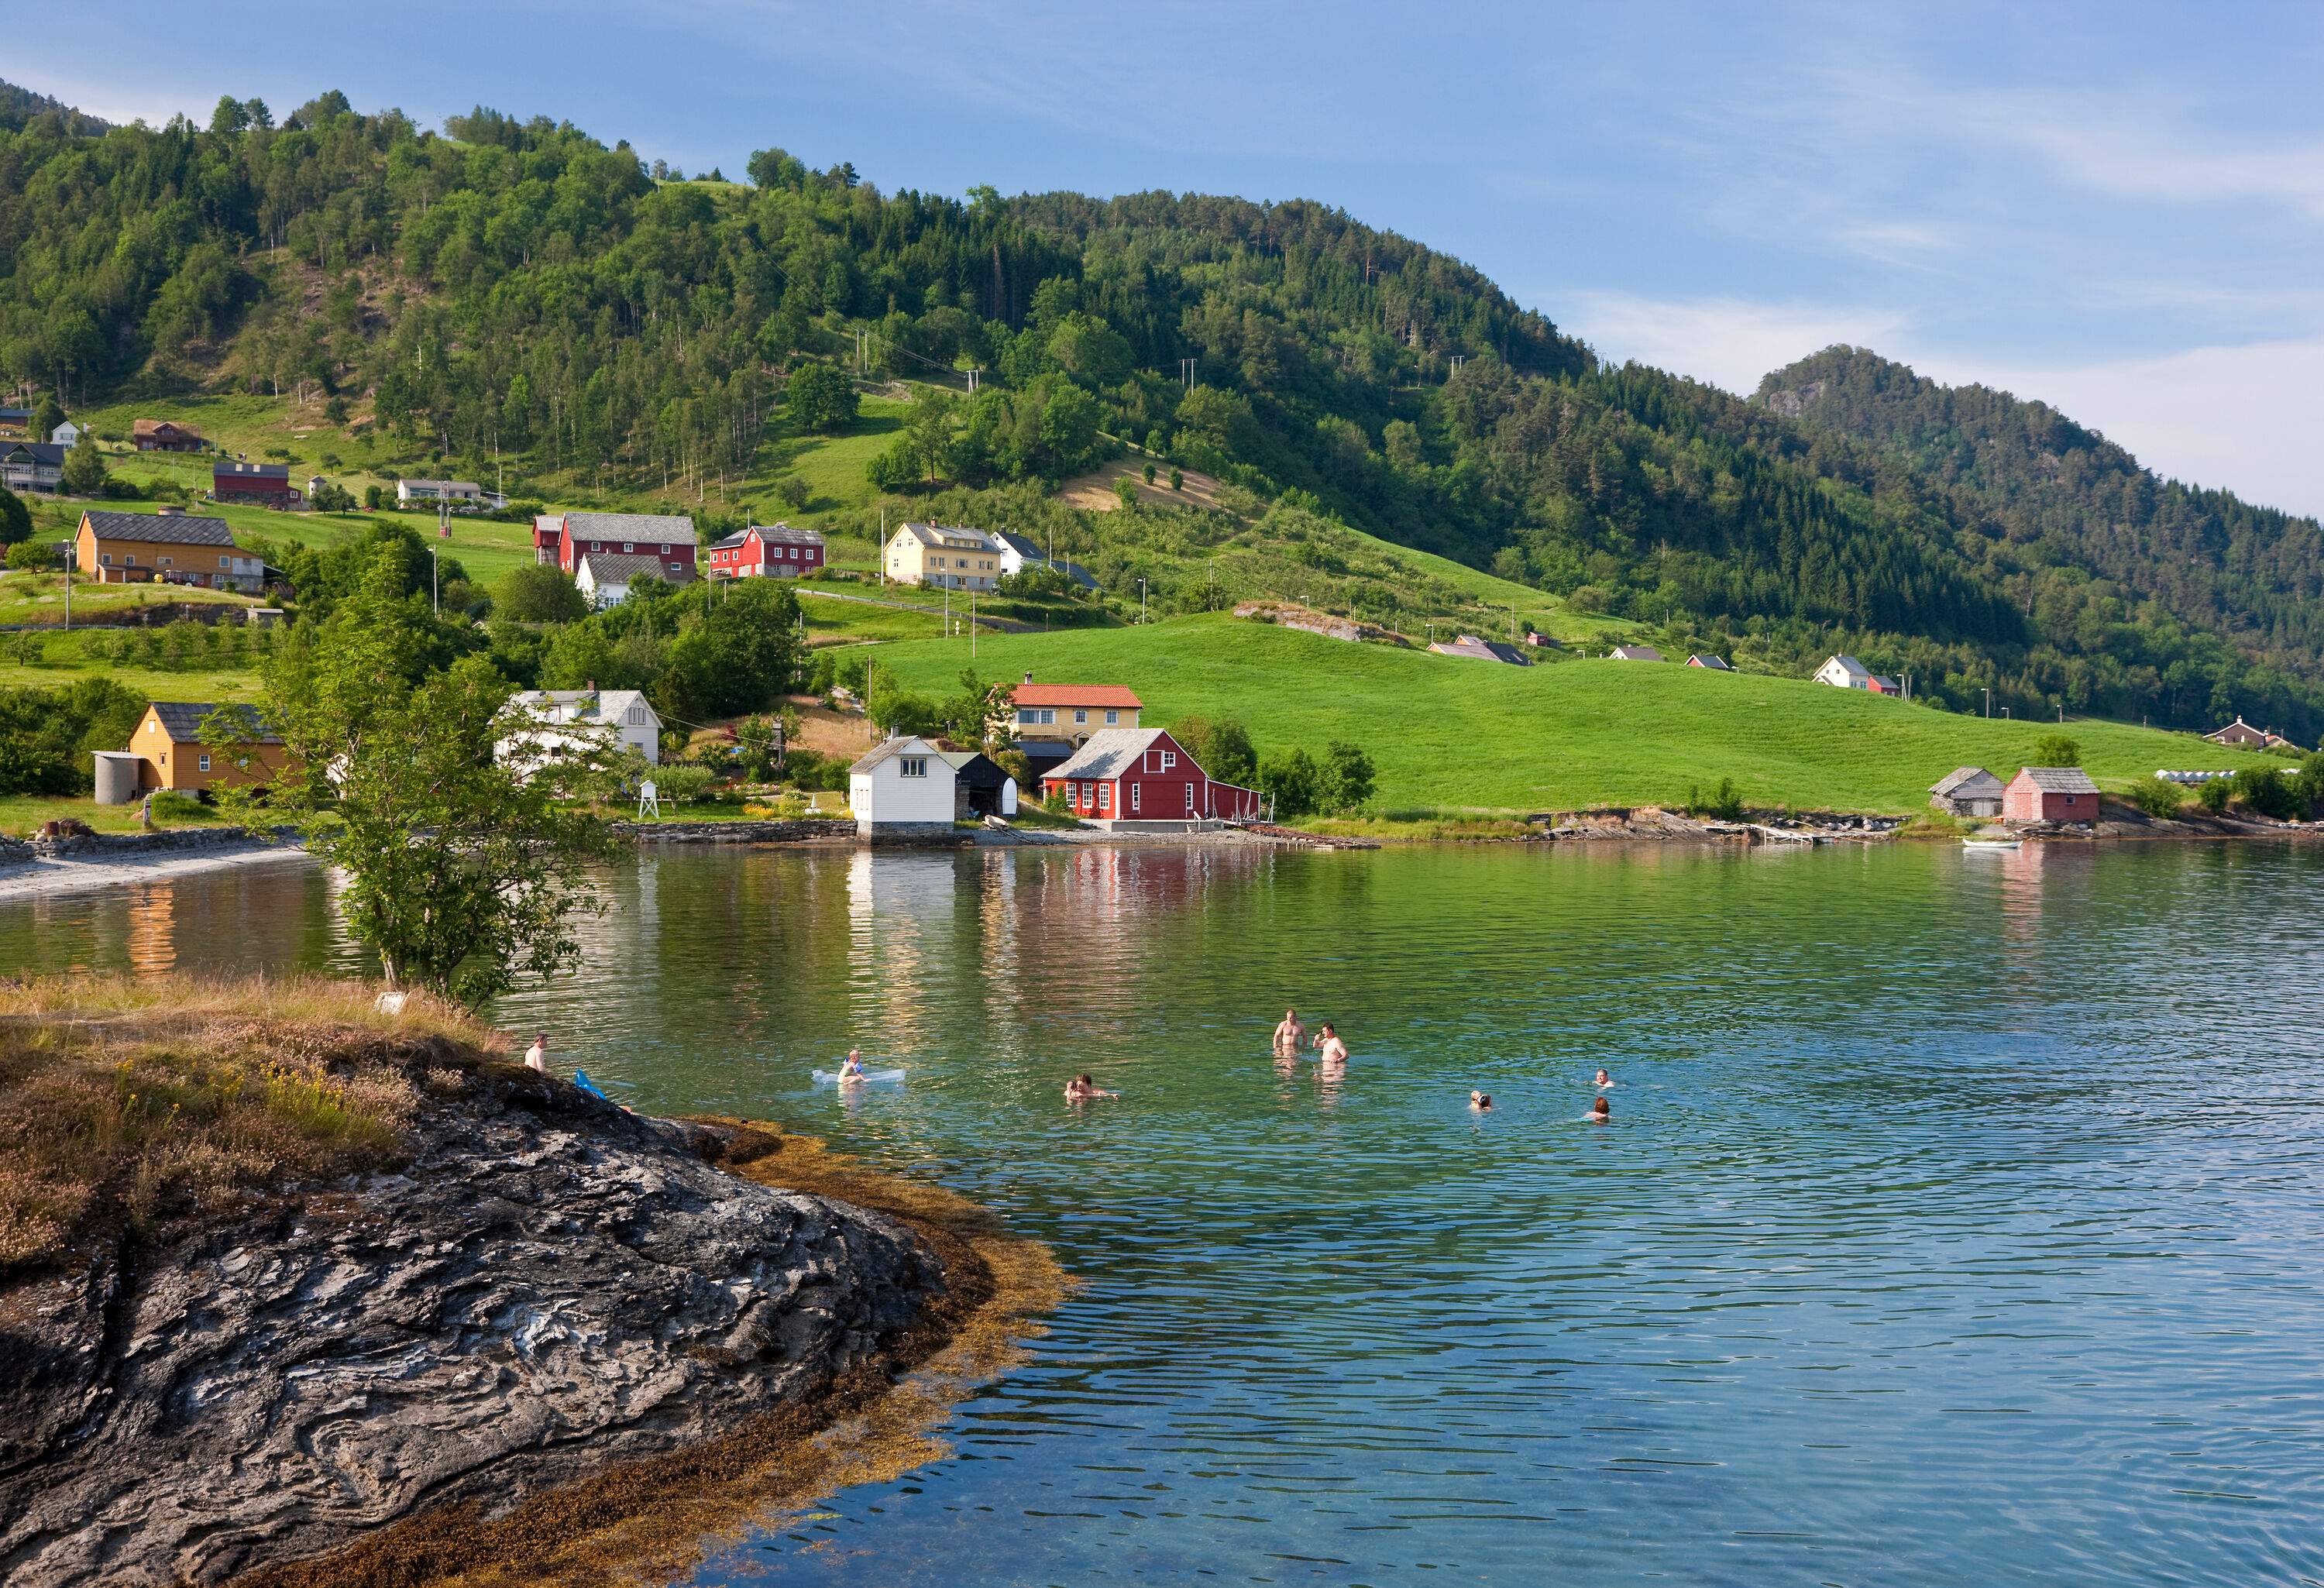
<box><xmin>10</xmin><ymin>840</ymin><xmax>2324</xmax><ymax>1585</ymax></box>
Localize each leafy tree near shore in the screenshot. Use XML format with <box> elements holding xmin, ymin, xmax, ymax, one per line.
<box><xmin>2121</xmin><ymin>775</ymin><xmax>2185</xmax><ymax>820</ymax></box>
<box><xmin>1320</xmin><ymin>741</ymin><xmax>1376</xmax><ymax>813</ymax></box>
<box><xmin>212</xmin><ymin>550</ymin><xmax>615</xmax><ymax>1003</ymax></box>
<box><xmin>0</xmin><ymin>677</ymin><xmax>143</xmax><ymax>794</ymax></box>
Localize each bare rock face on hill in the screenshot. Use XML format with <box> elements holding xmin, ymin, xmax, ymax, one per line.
<box><xmin>0</xmin><ymin>1068</ymin><xmax>943</xmax><ymax>1587</ymax></box>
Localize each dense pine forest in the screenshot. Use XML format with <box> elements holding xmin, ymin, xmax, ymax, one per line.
<box><xmin>2</xmin><ymin>83</ymin><xmax>2319</xmax><ymax>737</ymax></box>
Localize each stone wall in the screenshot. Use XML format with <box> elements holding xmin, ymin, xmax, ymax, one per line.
<box><xmin>25</xmin><ymin>825</ymin><xmax>301</xmax><ymax>861</ymax></box>
<box><xmin>610</xmin><ymin>818</ymin><xmax>857</xmax><ymax>844</ymax></box>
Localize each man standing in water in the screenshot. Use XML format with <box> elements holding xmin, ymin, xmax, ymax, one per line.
<box><xmin>1315</xmin><ymin>1023</ymin><xmax>1349</xmax><ymax>1066</ymax></box>
<box><xmin>1273</xmin><ymin>1009</ymin><xmax>1306</xmax><ymax>1057</ymax></box>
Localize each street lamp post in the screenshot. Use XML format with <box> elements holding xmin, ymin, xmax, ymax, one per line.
<box><xmin>1982</xmin><ymin>687</ymin><xmax>1991</xmax><ymax>718</ymax></box>
<box><xmin>1138</xmin><ymin>577</ymin><xmax>1147</xmax><ymax>625</ymax></box>
<box><xmin>428</xmin><ymin>546</ymin><xmax>438</xmax><ymax>615</ymax></box>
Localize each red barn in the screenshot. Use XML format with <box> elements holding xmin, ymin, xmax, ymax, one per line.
<box><xmin>2003</xmin><ymin>766</ymin><xmax>2101</xmax><ymax>823</ymax></box>
<box><xmin>1041</xmin><ymin>727</ymin><xmax>1263</xmax><ymax>827</ymax></box>
<box><xmin>706</xmin><ymin>522</ymin><xmax>825</xmax><ymax>579</ymax></box>
<box><xmin>532</xmin><ymin>512</ymin><xmax>698</xmax><ymax>580</ymax></box>
<box><xmin>212</xmin><ymin>461</ymin><xmax>301</xmax><ymax>507</ymax></box>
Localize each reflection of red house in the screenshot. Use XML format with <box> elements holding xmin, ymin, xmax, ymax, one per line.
<box><xmin>533</xmin><ymin>512</ymin><xmax>698</xmax><ymax>579</ymax></box>
<box><xmin>2003</xmin><ymin>766</ymin><xmax>2100</xmax><ymax>823</ymax></box>
<box><xmin>1040</xmin><ymin>727</ymin><xmax>1263</xmax><ymax>827</ymax></box>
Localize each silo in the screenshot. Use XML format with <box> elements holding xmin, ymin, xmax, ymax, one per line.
<box><xmin>92</xmin><ymin>751</ymin><xmax>144</xmax><ymax>805</ymax></box>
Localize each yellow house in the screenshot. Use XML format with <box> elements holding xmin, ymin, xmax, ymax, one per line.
<box><xmin>129</xmin><ymin>702</ymin><xmax>289</xmax><ymax>793</ymax></box>
<box><xmin>76</xmin><ymin>508</ymin><xmax>266</xmax><ymax>592</ymax></box>
<box><xmin>883</xmin><ymin>521</ymin><xmax>1003</xmax><ymax>591</ymax></box>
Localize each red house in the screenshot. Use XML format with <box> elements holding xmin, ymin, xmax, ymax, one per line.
<box><xmin>1040</xmin><ymin>727</ymin><xmax>1263</xmax><ymax>827</ymax></box>
<box><xmin>706</xmin><ymin>522</ymin><xmax>825</xmax><ymax>579</ymax></box>
<box><xmin>212</xmin><ymin>461</ymin><xmax>301</xmax><ymax>507</ymax></box>
<box><xmin>2003</xmin><ymin>766</ymin><xmax>2101</xmax><ymax>823</ymax></box>
<box><xmin>533</xmin><ymin>512</ymin><xmax>698</xmax><ymax>580</ymax></box>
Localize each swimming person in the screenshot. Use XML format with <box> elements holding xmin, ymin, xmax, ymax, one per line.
<box><xmin>1470</xmin><ymin>1090</ymin><xmax>1492</xmax><ymax>1111</ymax></box>
<box><xmin>1589</xmin><ymin>1095</ymin><xmax>1611</xmax><ymax>1122</ymax></box>
<box><xmin>1064</xmin><ymin>1073</ymin><xmax>1117</xmax><ymax>1102</ymax></box>
<box><xmin>840</xmin><ymin>1048</ymin><xmax>866</xmax><ymax>1081</ymax></box>
<box><xmin>1315</xmin><ymin>1024</ymin><xmax>1349</xmax><ymax>1066</ymax></box>
<box><xmin>1273</xmin><ymin>1009</ymin><xmax>1307</xmax><ymax>1056</ymax></box>
<box><xmin>524</xmin><ymin>1033</ymin><xmax>548</xmax><ymax>1073</ymax></box>
<box><xmin>1596</xmin><ymin>1068</ymin><xmax>1614</xmax><ymax>1088</ymax></box>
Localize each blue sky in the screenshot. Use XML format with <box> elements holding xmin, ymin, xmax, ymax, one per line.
<box><xmin>15</xmin><ymin>1</ymin><xmax>2323</xmax><ymax>515</ymax></box>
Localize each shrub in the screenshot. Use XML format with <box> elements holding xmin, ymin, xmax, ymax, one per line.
<box><xmin>1113</xmin><ymin>476</ymin><xmax>1139</xmax><ymax>510</ymax></box>
<box><xmin>2121</xmin><ymin>775</ymin><xmax>2185</xmax><ymax>820</ymax></box>
<box><xmin>2031</xmin><ymin>734</ymin><xmax>2082</xmax><ymax>768</ymax></box>
<box><xmin>150</xmin><ymin>789</ymin><xmax>215</xmax><ymax>822</ymax></box>
<box><xmin>774</xmin><ymin>474</ymin><xmax>811</xmax><ymax>512</ymax></box>
<box><xmin>1142</xmin><ymin>462</ymin><xmax>1157</xmax><ymax>485</ymax></box>
<box><xmin>1258</xmin><ymin>748</ymin><xmax>1320</xmax><ymax>819</ymax></box>
<box><xmin>649</xmin><ymin>764</ymin><xmax>717</xmax><ymax>804</ymax></box>
<box><xmin>2232</xmin><ymin>766</ymin><xmax>2299</xmax><ymax>820</ymax></box>
<box><xmin>1687</xmin><ymin>776</ymin><xmax>1746</xmax><ymax>821</ymax></box>
<box><xmin>786</xmin><ymin>362</ymin><xmax>858</xmax><ymax>433</ymax></box>
<box><xmin>493</xmin><ymin>563</ymin><xmax>588</xmax><ymax>624</ymax></box>
<box><xmin>1320</xmin><ymin>741</ymin><xmax>1375</xmax><ymax>812</ymax></box>
<box><xmin>1169</xmin><ymin>468</ymin><xmax>1184</xmax><ymax>491</ymax></box>
<box><xmin>5</xmin><ymin>540</ymin><xmax>58</xmax><ymax>572</ymax></box>
<box><xmin>2196</xmin><ymin>777</ymin><xmax>2233</xmax><ymax>816</ymax></box>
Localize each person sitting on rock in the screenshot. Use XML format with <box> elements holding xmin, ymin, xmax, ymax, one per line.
<box><xmin>524</xmin><ymin>1033</ymin><xmax>548</xmax><ymax>1073</ymax></box>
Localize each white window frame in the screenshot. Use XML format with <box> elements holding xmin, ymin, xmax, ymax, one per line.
<box><xmin>197</xmin><ymin>753</ymin><xmax>211</xmax><ymax>772</ymax></box>
<box><xmin>1098</xmin><ymin>783</ymin><xmax>1111</xmax><ymax>812</ymax></box>
<box><xmin>1160</xmin><ymin>751</ymin><xmax>1177</xmax><ymax>770</ymax></box>
<box><xmin>1074</xmin><ymin>709</ymin><xmax>1088</xmax><ymax>724</ymax></box>
<box><xmin>1186</xmin><ymin>783</ymin><xmax>1196</xmax><ymax>814</ymax></box>
<box><xmin>900</xmin><ymin>757</ymin><xmax>927</xmax><ymax>779</ymax></box>
<box><xmin>1105</xmin><ymin>710</ymin><xmax>1119</xmax><ymax>724</ymax></box>
<box><xmin>1130</xmin><ymin>783</ymin><xmax>1141</xmax><ymax>813</ymax></box>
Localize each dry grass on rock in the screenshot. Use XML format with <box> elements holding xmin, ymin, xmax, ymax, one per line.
<box><xmin>0</xmin><ymin>974</ymin><xmax>496</xmax><ymax>1274</ymax></box>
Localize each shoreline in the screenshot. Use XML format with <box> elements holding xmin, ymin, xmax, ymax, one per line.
<box><xmin>247</xmin><ymin>1117</ymin><xmax>1069</xmax><ymax>1588</ymax></box>
<box><xmin>0</xmin><ymin>836</ymin><xmax>311</xmax><ymax>902</ymax></box>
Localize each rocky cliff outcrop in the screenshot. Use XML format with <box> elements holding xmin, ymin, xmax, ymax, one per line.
<box><xmin>0</xmin><ymin>1064</ymin><xmax>944</xmax><ymax>1587</ymax></box>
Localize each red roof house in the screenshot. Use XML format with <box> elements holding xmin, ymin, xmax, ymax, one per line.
<box><xmin>1012</xmin><ymin>677</ymin><xmax>1143</xmax><ymax>745</ymax></box>
<box><xmin>531</xmin><ymin>512</ymin><xmax>699</xmax><ymax>579</ymax></box>
<box><xmin>1040</xmin><ymin>727</ymin><xmax>1262</xmax><ymax>827</ymax></box>
<box><xmin>2003</xmin><ymin>766</ymin><xmax>2101</xmax><ymax>824</ymax></box>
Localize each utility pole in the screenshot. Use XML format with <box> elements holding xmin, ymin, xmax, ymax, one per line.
<box><xmin>971</xmin><ymin>590</ymin><xmax>977</xmax><ymax>658</ymax></box>
<box><xmin>1982</xmin><ymin>687</ymin><xmax>1991</xmax><ymax>718</ymax></box>
<box><xmin>1139</xmin><ymin>576</ymin><xmax>1147</xmax><ymax>625</ymax></box>
<box><xmin>428</xmin><ymin>547</ymin><xmax>439</xmax><ymax>615</ymax></box>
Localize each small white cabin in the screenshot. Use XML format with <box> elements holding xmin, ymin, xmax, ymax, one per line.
<box><xmin>848</xmin><ymin>736</ymin><xmax>957</xmax><ymax>837</ymax></box>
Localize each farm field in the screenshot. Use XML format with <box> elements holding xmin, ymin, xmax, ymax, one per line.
<box><xmin>865</xmin><ymin>614</ymin><xmax>2231</xmax><ymax>814</ymax></box>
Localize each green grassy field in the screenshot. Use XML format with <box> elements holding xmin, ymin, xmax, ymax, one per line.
<box><xmin>865</xmin><ymin>615</ymin><xmax>2235</xmax><ymax>813</ymax></box>
<box><xmin>0</xmin><ymin>793</ymin><xmax>233</xmax><ymax>837</ymax></box>
<box><xmin>0</xmin><ymin>624</ymin><xmax>263</xmax><ymax>702</ymax></box>
<box><xmin>0</xmin><ymin>568</ymin><xmax>256</xmax><ymax>627</ymax></box>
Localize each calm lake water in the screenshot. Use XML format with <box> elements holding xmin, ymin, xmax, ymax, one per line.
<box><xmin>10</xmin><ymin>840</ymin><xmax>2324</xmax><ymax>1586</ymax></box>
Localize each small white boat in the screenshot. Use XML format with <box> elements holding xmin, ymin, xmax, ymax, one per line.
<box><xmin>1961</xmin><ymin>836</ymin><xmax>2022</xmax><ymax>851</ymax></box>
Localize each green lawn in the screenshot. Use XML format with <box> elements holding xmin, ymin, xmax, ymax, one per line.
<box><xmin>0</xmin><ymin>568</ymin><xmax>258</xmax><ymax>627</ymax></box>
<box><xmin>0</xmin><ymin>793</ymin><xmax>230</xmax><ymax>838</ymax></box>
<box><xmin>865</xmin><ymin>614</ymin><xmax>2232</xmax><ymax>813</ymax></box>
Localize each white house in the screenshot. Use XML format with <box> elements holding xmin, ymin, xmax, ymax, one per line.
<box><xmin>576</xmin><ymin>551</ymin><xmax>695</xmax><ymax>608</ymax></box>
<box><xmin>50</xmin><ymin>421</ymin><xmax>81</xmax><ymax>448</ymax></box>
<box><xmin>498</xmin><ymin>689</ymin><xmax>663</xmax><ymax>775</ymax></box>
<box><xmin>397</xmin><ymin>477</ymin><xmax>501</xmax><ymax>510</ymax></box>
<box><xmin>1607</xmin><ymin>644</ymin><xmax>1665</xmax><ymax>662</ymax></box>
<box><xmin>848</xmin><ymin>736</ymin><xmax>957</xmax><ymax>837</ymax></box>
<box><xmin>1815</xmin><ymin>655</ymin><xmax>1875</xmax><ymax>689</ymax></box>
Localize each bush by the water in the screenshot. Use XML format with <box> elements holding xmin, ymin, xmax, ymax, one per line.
<box><xmin>648</xmin><ymin>764</ymin><xmax>717</xmax><ymax>804</ymax></box>
<box><xmin>1687</xmin><ymin>776</ymin><xmax>1747</xmax><ymax>821</ymax></box>
<box><xmin>0</xmin><ymin>677</ymin><xmax>145</xmax><ymax>794</ymax></box>
<box><xmin>2121</xmin><ymin>775</ymin><xmax>2185</xmax><ymax>820</ymax></box>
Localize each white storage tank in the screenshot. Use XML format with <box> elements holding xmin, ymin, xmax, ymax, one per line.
<box><xmin>93</xmin><ymin>751</ymin><xmax>144</xmax><ymax>805</ymax></box>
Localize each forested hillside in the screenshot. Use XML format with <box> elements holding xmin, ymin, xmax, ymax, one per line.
<box><xmin>1</xmin><ymin>81</ymin><xmax>2318</xmax><ymax>737</ymax></box>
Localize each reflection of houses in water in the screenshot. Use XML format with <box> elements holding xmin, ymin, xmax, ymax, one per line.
<box><xmin>125</xmin><ymin>885</ymin><xmax>177</xmax><ymax>973</ymax></box>
<box><xmin>845</xmin><ymin>849</ymin><xmax>960</xmax><ymax>1050</ymax></box>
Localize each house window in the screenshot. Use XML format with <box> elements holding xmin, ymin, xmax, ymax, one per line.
<box><xmin>218</xmin><ymin>556</ymin><xmax>230</xmax><ymax>568</ymax></box>
<box><xmin>1186</xmin><ymin>784</ymin><xmax>1196</xmax><ymax>813</ymax></box>
<box><xmin>1018</xmin><ymin>709</ymin><xmax>1038</xmax><ymax>724</ymax></box>
<box><xmin>1040</xmin><ymin>709</ymin><xmax>1056</xmax><ymax>725</ymax></box>
<box><xmin>1074</xmin><ymin>710</ymin><xmax>1088</xmax><ymax>724</ymax></box>
<box><xmin>101</xmin><ymin>553</ymin><xmax>112</xmax><ymax>565</ymax></box>
<box><xmin>901</xmin><ymin>758</ymin><xmax>927</xmax><ymax>779</ymax></box>
<box><xmin>1130</xmin><ymin>783</ymin><xmax>1141</xmax><ymax>813</ymax></box>
<box><xmin>1105</xmin><ymin>710</ymin><xmax>1119</xmax><ymax>724</ymax></box>
<box><xmin>623</xmin><ymin>542</ymin><xmax>634</xmax><ymax>552</ymax></box>
<box><xmin>1160</xmin><ymin>751</ymin><xmax>1177</xmax><ymax>770</ymax></box>
<box><xmin>197</xmin><ymin>754</ymin><xmax>211</xmax><ymax>772</ymax></box>
<box><xmin>157</xmin><ymin>557</ymin><xmax>172</xmax><ymax>568</ymax></box>
<box><xmin>1098</xmin><ymin>784</ymin><xmax>1111</xmax><ymax>812</ymax></box>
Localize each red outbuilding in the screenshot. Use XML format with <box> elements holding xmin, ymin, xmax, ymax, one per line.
<box><xmin>1041</xmin><ymin>727</ymin><xmax>1264</xmax><ymax>827</ymax></box>
<box><xmin>532</xmin><ymin>512</ymin><xmax>699</xmax><ymax>580</ymax></box>
<box><xmin>212</xmin><ymin>461</ymin><xmax>301</xmax><ymax>507</ymax></box>
<box><xmin>706</xmin><ymin>522</ymin><xmax>825</xmax><ymax>579</ymax></box>
<box><xmin>2003</xmin><ymin>765</ymin><xmax>2102</xmax><ymax>823</ymax></box>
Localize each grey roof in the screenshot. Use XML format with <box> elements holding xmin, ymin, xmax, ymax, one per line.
<box><xmin>1825</xmin><ymin>654</ymin><xmax>1872</xmax><ymax>676</ymax></box>
<box><xmin>81</xmin><ymin>510</ymin><xmax>237</xmax><ymax>547</ymax></box>
<box><xmin>1687</xmin><ymin>654</ymin><xmax>1733</xmax><ymax>669</ymax></box>
<box><xmin>147</xmin><ymin>702</ymin><xmax>279</xmax><ymax>744</ymax></box>
<box><xmin>751</xmin><ymin>522</ymin><xmax>824</xmax><ymax>546</ymax></box>
<box><xmin>1608</xmin><ymin>644</ymin><xmax>1665</xmax><ymax>661</ymax></box>
<box><xmin>1053</xmin><ymin>559</ymin><xmax>1098</xmax><ymax>589</ymax></box>
<box><xmin>2015</xmin><ymin>766</ymin><xmax>2100</xmax><ymax>794</ymax></box>
<box><xmin>936</xmin><ymin>748</ymin><xmax>1010</xmax><ymax>786</ymax></box>
<box><xmin>706</xmin><ymin>528</ymin><xmax>751</xmax><ymax>551</ymax></box>
<box><xmin>1930</xmin><ymin>766</ymin><xmax>2003</xmax><ymax>796</ymax></box>
<box><xmin>0</xmin><ymin>407</ymin><xmax>29</xmax><ymax>421</ymax></box>
<box><xmin>896</xmin><ymin>521</ymin><xmax>1000</xmax><ymax>551</ymax></box>
<box><xmin>507</xmin><ymin>689</ymin><xmax>658</xmax><ymax>726</ymax></box>
<box><xmin>851</xmin><ymin>736</ymin><xmax>947</xmax><ymax>775</ymax></box>
<box><xmin>561</xmin><ymin>511</ymin><xmax>697</xmax><ymax>541</ymax></box>
<box><xmin>579</xmin><ymin>551</ymin><xmax>695</xmax><ymax>587</ymax></box>
<box><xmin>1431</xmin><ymin>635</ymin><xmax>1532</xmax><ymax>665</ymax></box>
<box><xmin>399</xmin><ymin>477</ymin><xmax>483</xmax><ymax>492</ymax></box>
<box><xmin>994</xmin><ymin>531</ymin><xmax>1043</xmax><ymax>558</ymax></box>
<box><xmin>215</xmin><ymin>460</ymin><xmax>290</xmax><ymax>482</ymax></box>
<box><xmin>2</xmin><ymin>442</ymin><xmax>64</xmax><ymax>463</ymax></box>
<box><xmin>1045</xmin><ymin>727</ymin><xmax>1170</xmax><ymax>782</ymax></box>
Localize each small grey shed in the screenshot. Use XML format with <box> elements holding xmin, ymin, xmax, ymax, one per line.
<box><xmin>1930</xmin><ymin>766</ymin><xmax>2005</xmax><ymax>818</ymax></box>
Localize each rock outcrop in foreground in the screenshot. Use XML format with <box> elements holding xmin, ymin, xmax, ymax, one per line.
<box><xmin>0</xmin><ymin>1044</ymin><xmax>945</xmax><ymax>1587</ymax></box>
